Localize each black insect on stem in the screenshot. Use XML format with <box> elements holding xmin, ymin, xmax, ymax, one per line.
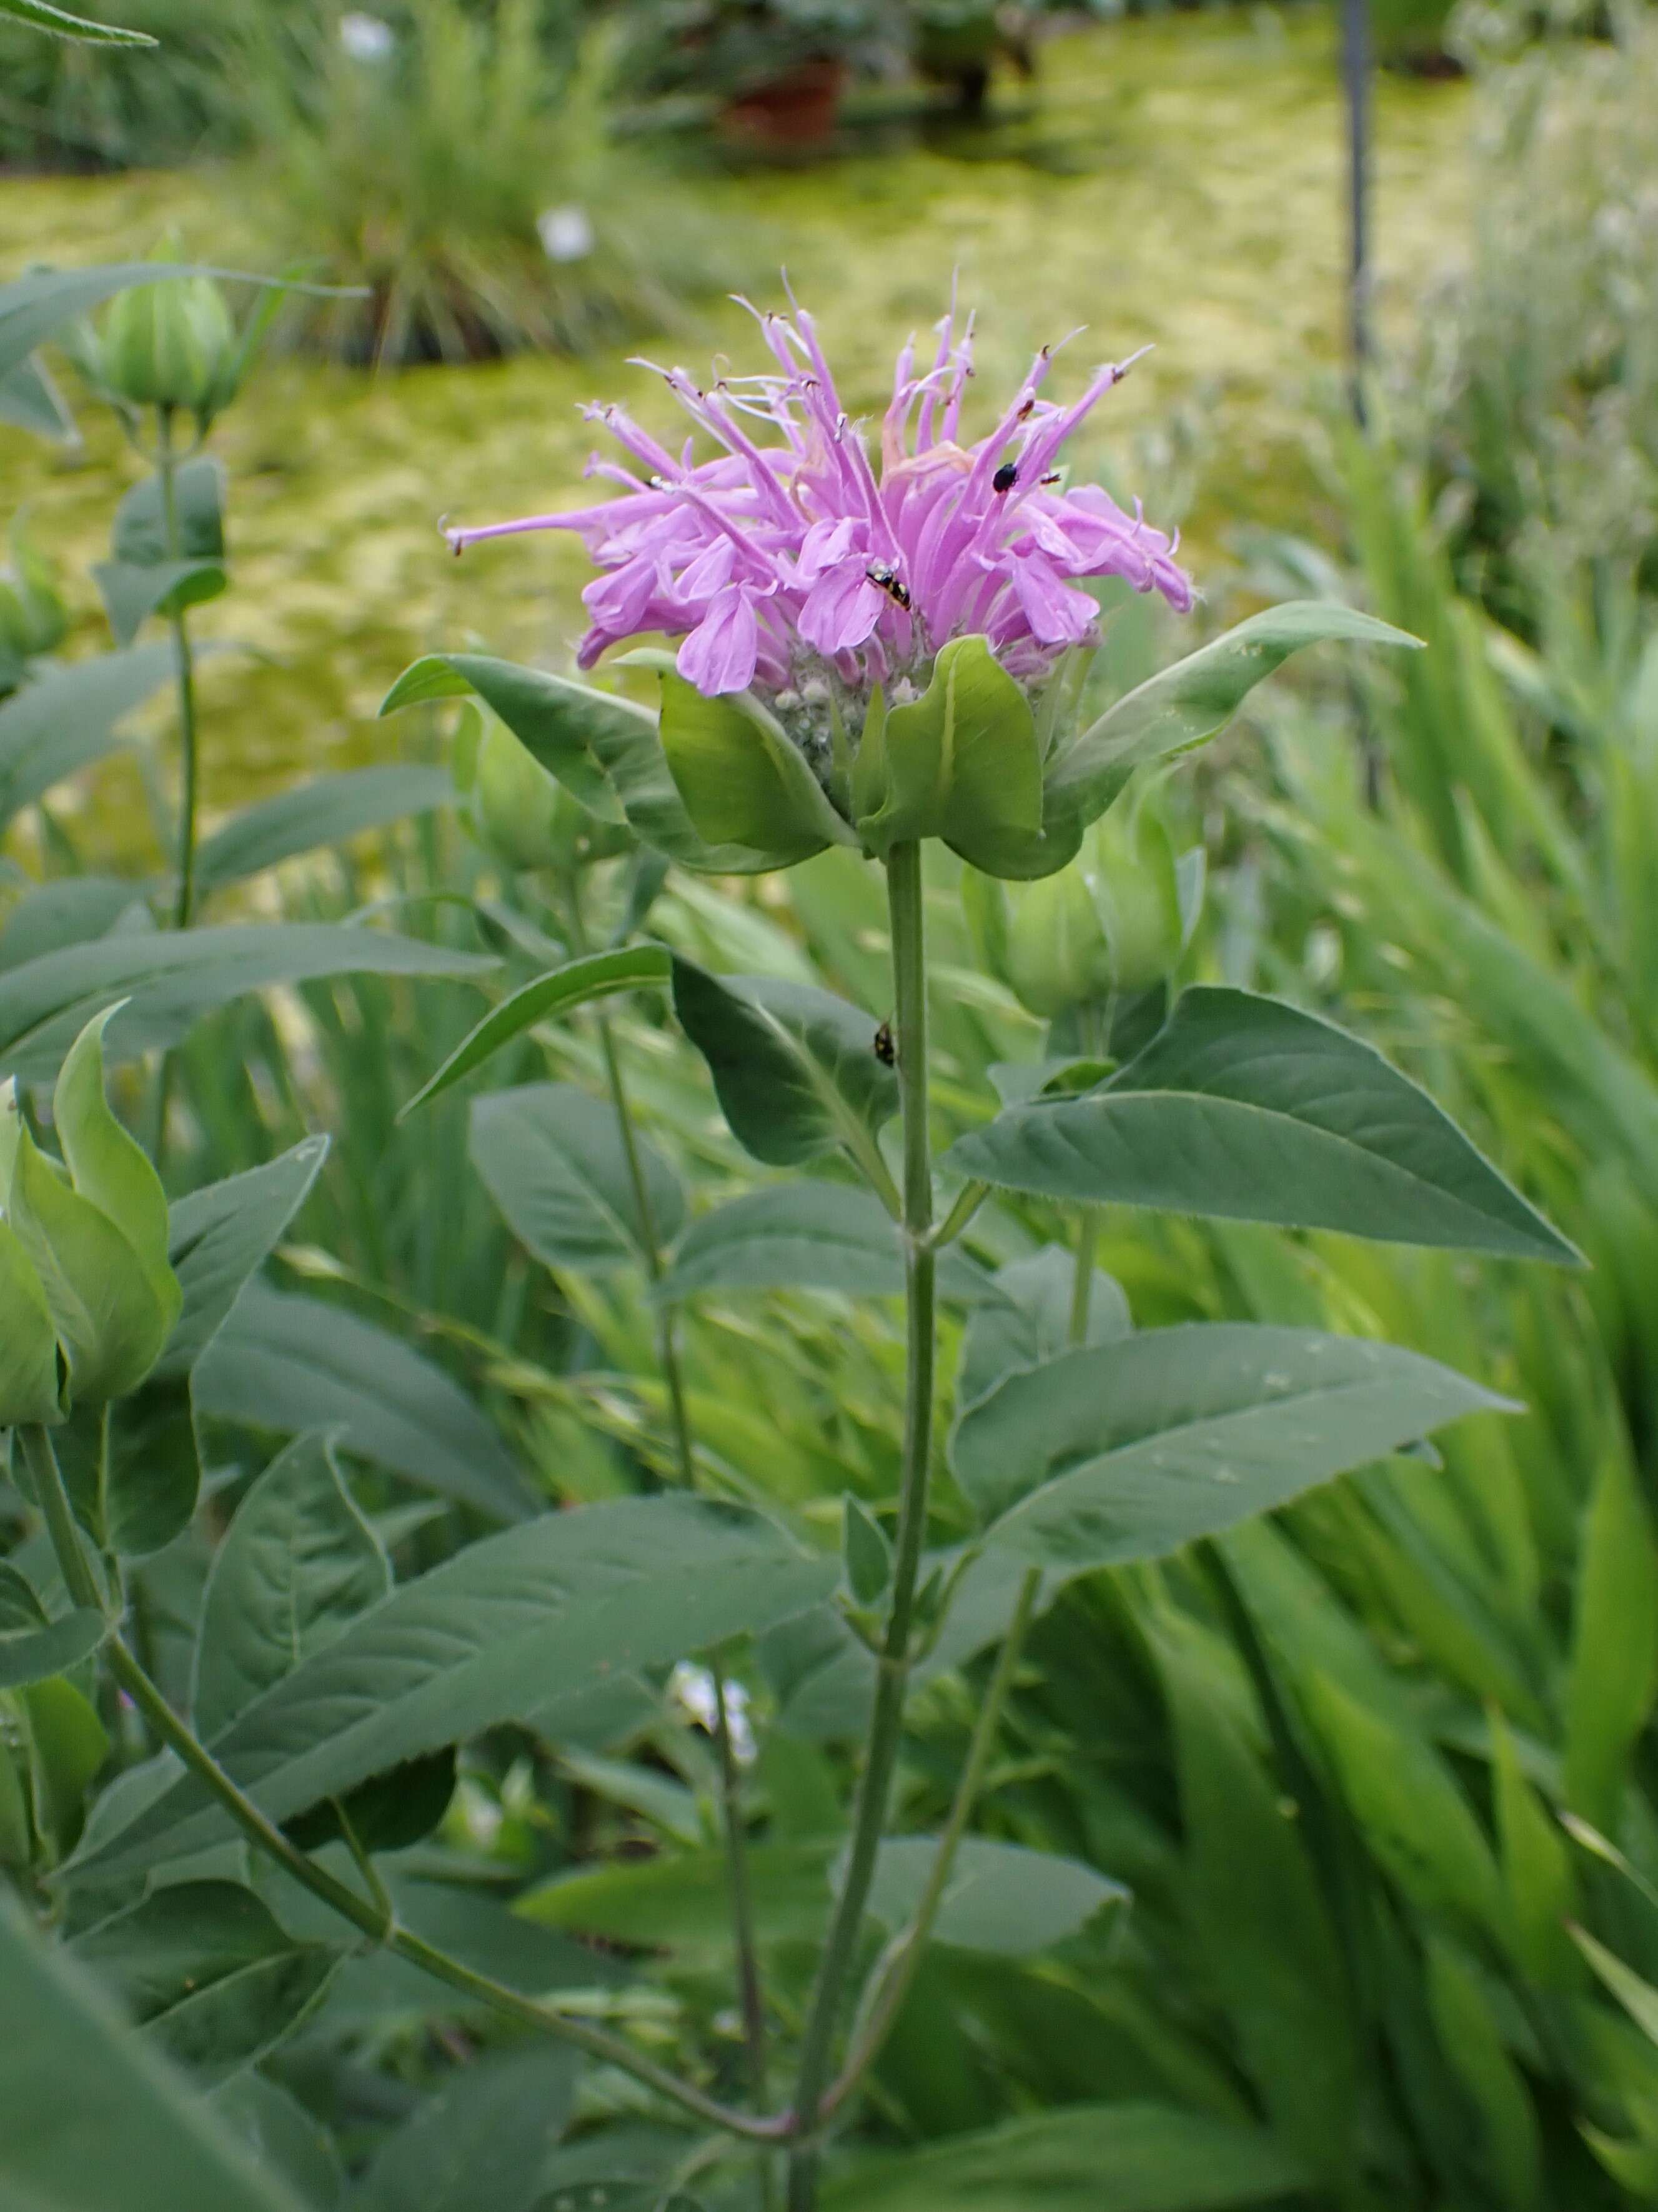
<box><xmin>873</xmin><ymin>1021</ymin><xmax>895</xmax><ymax>1067</ymax></box>
<box><xmin>992</xmin><ymin>461</ymin><xmax>1018</xmax><ymax>494</ymax></box>
<box><xmin>865</xmin><ymin>562</ymin><xmax>912</xmax><ymax>612</ymax></box>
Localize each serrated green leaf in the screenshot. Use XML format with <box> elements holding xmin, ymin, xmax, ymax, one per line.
<box><xmin>658</xmin><ymin>1182</ymin><xmax>998</xmax><ymax>1305</ymax></box>
<box><xmin>193</xmin><ymin>1281</ymin><xmax>532</xmax><ymax>1523</ymax></box>
<box><xmin>520</xmin><ymin>1840</ymin><xmax>836</xmax><ymax>1950</ymax></box>
<box><xmin>672</xmin><ymin>957</ymin><xmax>896</xmax><ymax>1178</ymax></box>
<box><xmin>209</xmin><ymin>2074</ymin><xmax>341</xmax><ymax>2212</ymax></box>
<box><xmin>0</xmin><ymin>1894</ymin><xmax>307</xmax><ymax>2212</ymax></box>
<box><xmin>72</xmin><ymin>1495</ymin><xmax>835</xmax><ymax>1883</ymax></box>
<box><xmin>958</xmin><ymin>1323</ymin><xmax>1506</xmax><ymax>1556</ymax></box>
<box><xmin>192</xmin><ymin>1433</ymin><xmax>390</xmax><ymax>1744</ymax></box>
<box><xmin>948</xmin><ymin>987</ymin><xmax>1577</xmax><ymax>1260</ymax></box>
<box><xmin>401</xmin><ymin>947</ymin><xmax>672</xmax><ymax>1116</ymax></box>
<box><xmin>1044</xmin><ymin>601</ymin><xmax>1421</xmax><ymax>830</ymax></box>
<box><xmin>864</xmin><ymin>1836</ymin><xmax>1124</xmax><ymax>1955</ymax></box>
<box><xmin>70</xmin><ymin>1881</ymin><xmax>338</xmax><ymax>2084</ymax></box>
<box><xmin>954</xmin><ymin>1244</ymin><xmax>1130</xmax><ymax>1417</ymax></box>
<box><xmin>159</xmin><ymin>1137</ymin><xmax>329</xmax><ymax>1379</ymax></box>
<box><xmin>355</xmin><ymin>2045</ymin><xmax>576</xmax><ymax>2212</ymax></box>
<box><xmin>470</xmin><ymin>1082</ymin><xmax>684</xmax><ymax>1272</ymax></box>
<box><xmin>0</xmin><ymin>922</ymin><xmax>493</xmax><ymax>1087</ymax></box>
<box><xmin>195</xmin><ymin>766</ymin><xmax>452</xmax><ymax>895</ymax></box>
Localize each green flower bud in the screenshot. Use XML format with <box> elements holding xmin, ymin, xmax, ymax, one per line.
<box><xmin>0</xmin><ymin>1009</ymin><xmax>181</xmax><ymax>1422</ymax></box>
<box><xmin>465</xmin><ymin>714</ymin><xmax>633</xmax><ymax>873</ymax></box>
<box><xmin>968</xmin><ymin>789</ymin><xmax>1196</xmax><ymax>1021</ymax></box>
<box><xmin>82</xmin><ymin>244</ymin><xmax>243</xmax><ymax>431</ymax></box>
<box><xmin>1001</xmin><ymin>865</ymin><xmax>1115</xmax><ymax>1020</ymax></box>
<box><xmin>1083</xmin><ymin>798</ymin><xmax>1188</xmax><ymax>996</ymax></box>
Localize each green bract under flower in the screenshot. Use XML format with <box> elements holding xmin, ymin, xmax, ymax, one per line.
<box><xmin>0</xmin><ymin>1007</ymin><xmax>181</xmax><ymax>1427</ymax></box>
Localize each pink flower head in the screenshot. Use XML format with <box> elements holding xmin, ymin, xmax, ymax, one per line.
<box><xmin>445</xmin><ymin>294</ymin><xmax>1193</xmax><ymax>710</ymax></box>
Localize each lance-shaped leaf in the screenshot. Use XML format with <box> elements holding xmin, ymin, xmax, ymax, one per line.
<box><xmin>0</xmin><ymin>1895</ymin><xmax>308</xmax><ymax>2212</ymax></box>
<box><xmin>859</xmin><ymin>635</ymin><xmax>1058</xmax><ymax>878</ymax></box>
<box><xmin>402</xmin><ymin>945</ymin><xmax>671</xmax><ymax>1117</ymax></box>
<box><xmin>6</xmin><ymin>1009</ymin><xmax>179</xmax><ymax>1407</ymax></box>
<box><xmin>192</xmin><ymin>1433</ymin><xmax>390</xmax><ymax>1743</ymax></box>
<box><xmin>382</xmin><ymin>651</ymin><xmax>627</xmax><ymax>826</ymax></box>
<box><xmin>643</xmin><ymin>655</ymin><xmax>856</xmax><ymax>865</ymax></box>
<box><xmin>958</xmin><ymin>1322</ymin><xmax>1509</xmax><ymax>1563</ymax></box>
<box><xmin>195</xmin><ymin>765</ymin><xmax>453</xmax><ymax>895</ymax></box>
<box><xmin>0</xmin><ymin>351</ymin><xmax>75</xmax><ymax>441</ymax></box>
<box><xmin>955</xmin><ymin>1244</ymin><xmax>1131</xmax><ymax>1418</ymax></box>
<box><xmin>0</xmin><ymin>1561</ymin><xmax>106</xmax><ymax>1690</ymax></box>
<box><xmin>0</xmin><ymin>1214</ymin><xmax>62</xmax><ymax>1428</ymax></box>
<box><xmin>0</xmin><ymin>0</ymin><xmax>156</xmax><ymax>43</ymax></box>
<box><xmin>947</xmin><ymin>987</ymin><xmax>1578</xmax><ymax>1262</ymax></box>
<box><xmin>0</xmin><ymin>641</ymin><xmax>172</xmax><ymax>832</ymax></box>
<box><xmin>820</xmin><ymin>2102</ymin><xmax>1309</xmax><ymax>2212</ymax></box>
<box><xmin>0</xmin><ymin>922</ymin><xmax>493</xmax><ymax>1087</ymax></box>
<box><xmin>354</xmin><ymin>2045</ymin><xmax>576</xmax><ymax>2212</ymax></box>
<box><xmin>71</xmin><ymin>1495</ymin><xmax>836</xmax><ymax>1883</ymax></box>
<box><xmin>469</xmin><ymin>1082</ymin><xmax>685</xmax><ymax>1272</ymax></box>
<box><xmin>70</xmin><ymin>1883</ymin><xmax>337</xmax><ymax>2084</ymax></box>
<box><xmin>94</xmin><ymin>460</ymin><xmax>227</xmax><ymax>647</ymax></box>
<box><xmin>193</xmin><ymin>1282</ymin><xmax>532</xmax><ymax>1523</ymax></box>
<box><xmin>672</xmin><ymin>956</ymin><xmax>897</xmax><ymax>1178</ymax></box>
<box><xmin>159</xmin><ymin>1137</ymin><xmax>329</xmax><ymax>1379</ymax></box>
<box><xmin>659</xmin><ymin>1182</ymin><xmax>999</xmax><ymax>1305</ymax></box>
<box><xmin>864</xmin><ymin>1836</ymin><xmax>1125</xmax><ymax>1956</ymax></box>
<box><xmin>1043</xmin><ymin>601</ymin><xmax>1421</xmax><ymax>831</ymax></box>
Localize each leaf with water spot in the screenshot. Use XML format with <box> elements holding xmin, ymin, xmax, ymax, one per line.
<box><xmin>960</xmin><ymin>1323</ymin><xmax>1511</xmax><ymax>1563</ymax></box>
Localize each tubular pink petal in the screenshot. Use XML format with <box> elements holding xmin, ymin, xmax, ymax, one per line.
<box><xmin>677</xmin><ymin>585</ymin><xmax>762</xmax><ymax>695</ymax></box>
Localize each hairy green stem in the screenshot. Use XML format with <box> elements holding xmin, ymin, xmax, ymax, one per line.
<box><xmin>21</xmin><ymin>1422</ymin><xmax>777</xmax><ymax>2144</ymax></box>
<box><xmin>593</xmin><ymin>999</ymin><xmax>770</xmax><ymax>2131</ymax></box>
<box><xmin>785</xmin><ymin>842</ymin><xmax>937</xmax><ymax>2211</ymax></box>
<box><xmin>157</xmin><ymin>408</ymin><xmax>202</xmax><ymax>936</ymax></box>
<box><xmin>1070</xmin><ymin>1207</ymin><xmax>1101</xmax><ymax>1347</ymax></box>
<box><xmin>822</xmin><ymin>1565</ymin><xmax>1040</xmax><ymax>2118</ymax></box>
<box><xmin>20</xmin><ymin>1425</ymin><xmax>105</xmax><ymax>1617</ymax></box>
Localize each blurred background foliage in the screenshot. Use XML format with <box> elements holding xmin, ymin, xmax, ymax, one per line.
<box><xmin>6</xmin><ymin>0</ymin><xmax>1658</xmax><ymax>2206</ymax></box>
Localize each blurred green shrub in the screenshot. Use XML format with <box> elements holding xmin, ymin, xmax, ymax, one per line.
<box><xmin>242</xmin><ymin>0</ymin><xmax>747</xmax><ymax>362</ymax></box>
<box><xmin>1406</xmin><ymin>9</ymin><xmax>1658</xmax><ymax>619</ymax></box>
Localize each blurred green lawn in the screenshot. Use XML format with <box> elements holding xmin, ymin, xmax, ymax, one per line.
<box><xmin>0</xmin><ymin>9</ymin><xmax>1467</xmax><ymax>800</ymax></box>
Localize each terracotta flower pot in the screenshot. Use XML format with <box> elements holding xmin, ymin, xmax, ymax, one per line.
<box><xmin>718</xmin><ymin>57</ymin><xmax>846</xmax><ymax>151</ymax></box>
